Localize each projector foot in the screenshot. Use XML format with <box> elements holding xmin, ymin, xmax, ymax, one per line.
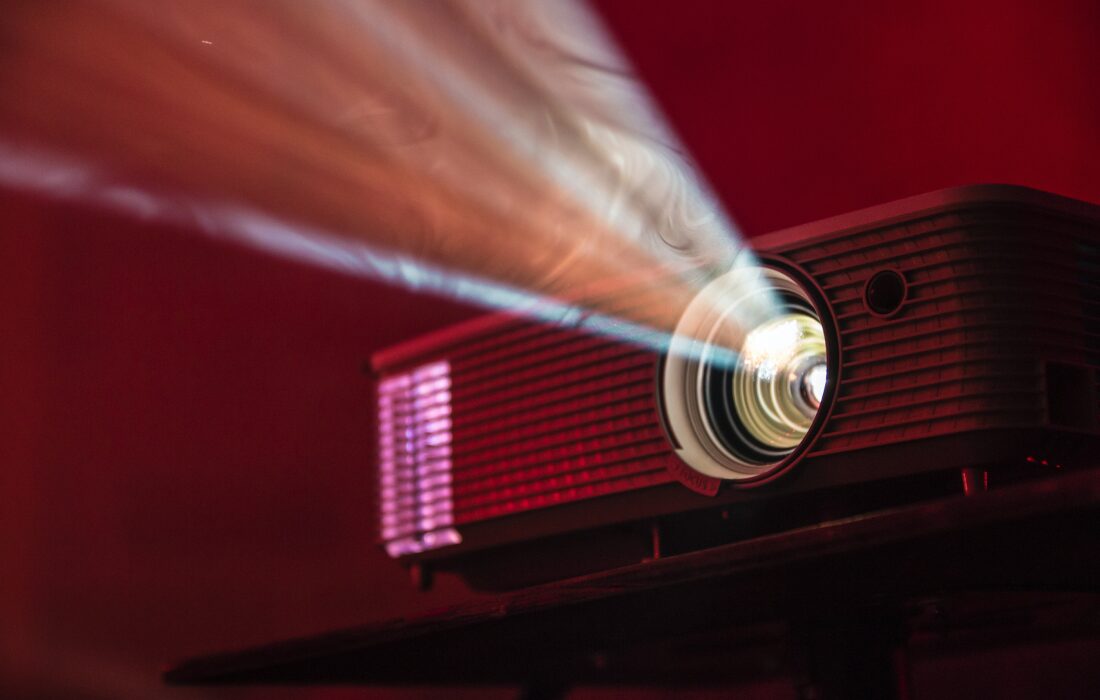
<box><xmin>961</xmin><ymin>467</ymin><xmax>988</xmax><ymax>496</ymax></box>
<box><xmin>409</xmin><ymin>563</ymin><xmax>433</xmax><ymax>591</ymax></box>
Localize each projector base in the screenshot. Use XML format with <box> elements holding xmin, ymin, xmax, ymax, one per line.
<box><xmin>165</xmin><ymin>469</ymin><xmax>1100</xmax><ymax>697</ymax></box>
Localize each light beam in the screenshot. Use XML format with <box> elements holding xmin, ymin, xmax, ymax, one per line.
<box><xmin>0</xmin><ymin>0</ymin><xmax>779</xmax><ymax>355</ymax></box>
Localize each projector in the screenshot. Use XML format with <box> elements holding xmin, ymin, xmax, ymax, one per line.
<box><xmin>372</xmin><ymin>185</ymin><xmax>1100</xmax><ymax>588</ymax></box>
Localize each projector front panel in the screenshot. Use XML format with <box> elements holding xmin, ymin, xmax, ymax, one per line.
<box><xmin>764</xmin><ymin>198</ymin><xmax>1100</xmax><ymax>459</ymax></box>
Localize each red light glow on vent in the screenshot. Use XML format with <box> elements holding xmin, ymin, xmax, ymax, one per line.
<box><xmin>375</xmin><ymin>320</ymin><xmax>677</xmax><ymax>557</ymax></box>
<box><xmin>377</xmin><ymin>361</ymin><xmax>462</xmax><ymax>558</ymax></box>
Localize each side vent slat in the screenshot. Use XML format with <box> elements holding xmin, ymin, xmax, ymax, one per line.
<box><xmin>377</xmin><ymin>323</ymin><xmax>670</xmax><ymax>554</ymax></box>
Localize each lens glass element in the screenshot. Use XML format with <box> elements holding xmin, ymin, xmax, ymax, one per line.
<box><xmin>733</xmin><ymin>312</ymin><xmax>826</xmax><ymax>450</ymax></box>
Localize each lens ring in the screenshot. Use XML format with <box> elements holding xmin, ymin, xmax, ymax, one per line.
<box><xmin>660</xmin><ymin>263</ymin><xmax>836</xmax><ymax>483</ymax></box>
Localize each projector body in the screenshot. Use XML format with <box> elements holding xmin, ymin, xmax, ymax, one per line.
<box><xmin>373</xmin><ymin>185</ymin><xmax>1100</xmax><ymax>587</ymax></box>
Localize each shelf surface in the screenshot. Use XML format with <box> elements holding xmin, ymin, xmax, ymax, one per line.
<box><xmin>165</xmin><ymin>470</ymin><xmax>1100</xmax><ymax>686</ymax></box>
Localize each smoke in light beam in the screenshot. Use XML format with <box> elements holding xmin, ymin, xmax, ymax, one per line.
<box><xmin>0</xmin><ymin>0</ymin><xmax>778</xmax><ymax>353</ymax></box>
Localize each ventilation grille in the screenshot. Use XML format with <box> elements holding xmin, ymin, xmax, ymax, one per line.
<box><xmin>779</xmin><ymin>207</ymin><xmax>1100</xmax><ymax>455</ymax></box>
<box><xmin>376</xmin><ymin>320</ymin><xmax>674</xmax><ymax>555</ymax></box>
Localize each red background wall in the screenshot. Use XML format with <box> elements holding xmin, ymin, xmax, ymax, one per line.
<box><xmin>2</xmin><ymin>1</ymin><xmax>1098</xmax><ymax>697</ymax></box>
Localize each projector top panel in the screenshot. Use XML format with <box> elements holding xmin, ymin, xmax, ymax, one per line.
<box><xmin>753</xmin><ymin>184</ymin><xmax>1100</xmax><ymax>251</ymax></box>
<box><xmin>372</xmin><ymin>184</ymin><xmax>1100</xmax><ymax>373</ymax></box>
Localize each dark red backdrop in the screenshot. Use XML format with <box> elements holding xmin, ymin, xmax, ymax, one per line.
<box><xmin>2</xmin><ymin>1</ymin><xmax>1098</xmax><ymax>698</ymax></box>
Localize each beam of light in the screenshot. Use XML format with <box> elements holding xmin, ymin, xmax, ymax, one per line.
<box><xmin>0</xmin><ymin>0</ymin><xmax>780</xmax><ymax>358</ymax></box>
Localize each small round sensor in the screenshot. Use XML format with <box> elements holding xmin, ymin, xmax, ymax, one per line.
<box><xmin>864</xmin><ymin>269</ymin><xmax>907</xmax><ymax>317</ymax></box>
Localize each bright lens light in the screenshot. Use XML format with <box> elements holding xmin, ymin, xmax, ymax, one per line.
<box><xmin>732</xmin><ymin>312</ymin><xmax>827</xmax><ymax>451</ymax></box>
<box><xmin>803</xmin><ymin>362</ymin><xmax>828</xmax><ymax>408</ymax></box>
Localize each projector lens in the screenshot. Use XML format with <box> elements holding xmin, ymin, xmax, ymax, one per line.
<box><xmin>662</xmin><ymin>265</ymin><xmax>834</xmax><ymax>482</ymax></box>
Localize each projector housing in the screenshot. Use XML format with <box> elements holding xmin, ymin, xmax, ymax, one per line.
<box><xmin>372</xmin><ymin>185</ymin><xmax>1100</xmax><ymax>587</ymax></box>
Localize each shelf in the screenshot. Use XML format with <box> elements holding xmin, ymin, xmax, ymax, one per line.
<box><xmin>166</xmin><ymin>469</ymin><xmax>1100</xmax><ymax>693</ymax></box>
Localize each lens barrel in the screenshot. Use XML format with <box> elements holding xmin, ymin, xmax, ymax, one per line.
<box><xmin>661</xmin><ymin>264</ymin><xmax>833</xmax><ymax>482</ymax></box>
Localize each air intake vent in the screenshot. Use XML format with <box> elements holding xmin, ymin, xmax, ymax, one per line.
<box><xmin>375</xmin><ymin>319</ymin><xmax>675</xmax><ymax>556</ymax></box>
